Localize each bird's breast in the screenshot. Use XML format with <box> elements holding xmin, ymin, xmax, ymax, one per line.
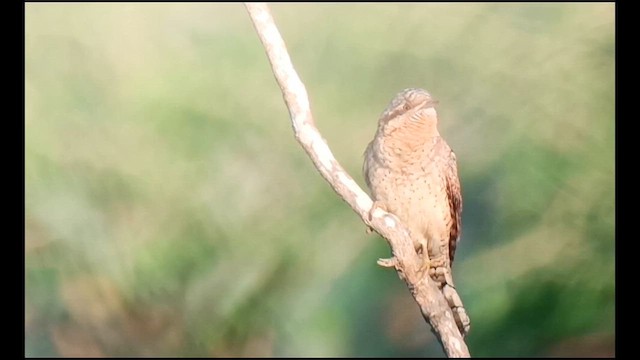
<box><xmin>366</xmin><ymin>136</ymin><xmax>447</xmax><ymax>219</ymax></box>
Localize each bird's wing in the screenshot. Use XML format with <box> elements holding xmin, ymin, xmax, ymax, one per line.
<box><xmin>445</xmin><ymin>149</ymin><xmax>463</xmax><ymax>264</ymax></box>
<box><xmin>362</xmin><ymin>140</ymin><xmax>374</xmax><ymax>190</ymax></box>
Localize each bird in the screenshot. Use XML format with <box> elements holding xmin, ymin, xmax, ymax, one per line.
<box><xmin>363</xmin><ymin>87</ymin><xmax>469</xmax><ymax>335</ymax></box>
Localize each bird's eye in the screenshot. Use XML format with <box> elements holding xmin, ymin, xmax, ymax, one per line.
<box><xmin>403</xmin><ymin>103</ymin><xmax>411</xmax><ymax>111</ymax></box>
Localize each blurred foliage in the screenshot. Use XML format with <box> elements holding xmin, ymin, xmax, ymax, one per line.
<box><xmin>25</xmin><ymin>3</ymin><xmax>614</xmax><ymax>357</ymax></box>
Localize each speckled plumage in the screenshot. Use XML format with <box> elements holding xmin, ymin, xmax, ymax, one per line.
<box><xmin>363</xmin><ymin>88</ymin><xmax>462</xmax><ymax>279</ymax></box>
<box><xmin>363</xmin><ymin>88</ymin><xmax>469</xmax><ymax>335</ymax></box>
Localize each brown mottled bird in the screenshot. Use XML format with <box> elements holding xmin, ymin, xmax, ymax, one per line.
<box><xmin>363</xmin><ymin>88</ymin><xmax>469</xmax><ymax>335</ymax></box>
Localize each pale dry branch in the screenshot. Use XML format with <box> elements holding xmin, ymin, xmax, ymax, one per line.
<box><xmin>243</xmin><ymin>3</ymin><xmax>470</xmax><ymax>357</ymax></box>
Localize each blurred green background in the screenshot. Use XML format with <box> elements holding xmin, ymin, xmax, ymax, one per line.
<box><xmin>25</xmin><ymin>3</ymin><xmax>615</xmax><ymax>357</ymax></box>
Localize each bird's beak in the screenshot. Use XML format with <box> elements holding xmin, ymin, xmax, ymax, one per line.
<box><xmin>421</xmin><ymin>99</ymin><xmax>439</xmax><ymax>109</ymax></box>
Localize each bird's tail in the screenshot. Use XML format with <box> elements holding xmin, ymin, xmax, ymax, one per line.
<box><xmin>442</xmin><ymin>282</ymin><xmax>471</xmax><ymax>337</ymax></box>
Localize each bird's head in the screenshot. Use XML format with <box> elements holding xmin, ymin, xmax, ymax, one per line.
<box><xmin>377</xmin><ymin>88</ymin><xmax>439</xmax><ymax>133</ymax></box>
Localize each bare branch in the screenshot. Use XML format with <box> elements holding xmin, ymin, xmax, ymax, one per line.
<box><xmin>244</xmin><ymin>3</ymin><xmax>470</xmax><ymax>357</ymax></box>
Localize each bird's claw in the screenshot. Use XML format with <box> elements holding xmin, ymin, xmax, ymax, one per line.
<box><xmin>417</xmin><ymin>248</ymin><xmax>432</xmax><ymax>279</ymax></box>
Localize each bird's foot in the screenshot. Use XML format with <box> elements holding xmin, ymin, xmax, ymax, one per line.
<box><xmin>429</xmin><ymin>263</ymin><xmax>454</xmax><ymax>287</ymax></box>
<box><xmin>416</xmin><ymin>246</ymin><xmax>432</xmax><ymax>280</ymax></box>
